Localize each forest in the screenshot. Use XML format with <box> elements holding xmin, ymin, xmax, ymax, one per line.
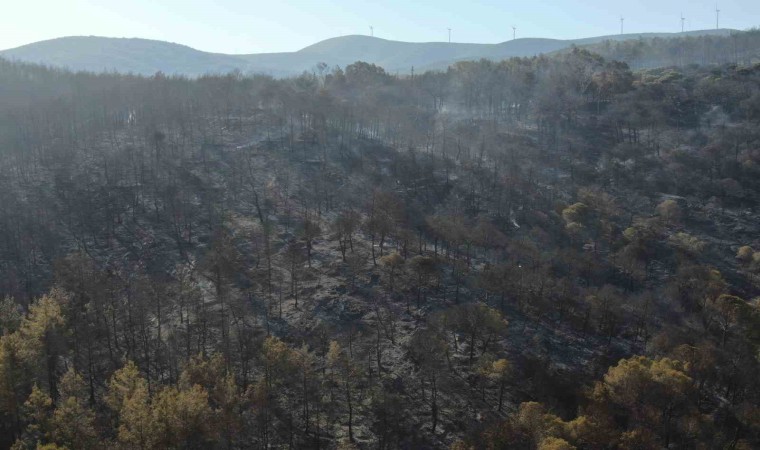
<box><xmin>0</xmin><ymin>33</ymin><xmax>759</xmax><ymax>450</ymax></box>
<box><xmin>580</xmin><ymin>28</ymin><xmax>760</xmax><ymax>69</ymax></box>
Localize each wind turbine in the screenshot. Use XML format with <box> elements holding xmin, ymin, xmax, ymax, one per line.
<box><xmin>370</xmin><ymin>25</ymin><xmax>374</xmax><ymax>37</ymax></box>
<box><xmin>620</xmin><ymin>16</ymin><xmax>624</xmax><ymax>35</ymax></box>
<box><xmin>681</xmin><ymin>13</ymin><xmax>685</xmax><ymax>33</ymax></box>
<box><xmin>448</xmin><ymin>28</ymin><xmax>451</xmax><ymax>43</ymax></box>
<box><xmin>715</xmin><ymin>5</ymin><xmax>720</xmax><ymax>29</ymax></box>
<box><xmin>512</xmin><ymin>25</ymin><xmax>516</xmax><ymax>40</ymax></box>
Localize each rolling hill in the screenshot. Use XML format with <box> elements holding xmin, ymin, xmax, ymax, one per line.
<box><xmin>0</xmin><ymin>29</ymin><xmax>738</xmax><ymax>77</ymax></box>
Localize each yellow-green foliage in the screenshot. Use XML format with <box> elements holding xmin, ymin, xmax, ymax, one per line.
<box><xmin>52</xmin><ymin>368</ymin><xmax>98</xmax><ymax>449</ymax></box>
<box><xmin>736</xmin><ymin>245</ymin><xmax>754</xmax><ymax>262</ymax></box>
<box><xmin>668</xmin><ymin>232</ymin><xmax>706</xmax><ymax>255</ymax></box>
<box><xmin>656</xmin><ymin>199</ymin><xmax>682</xmax><ymax>224</ymax></box>
<box><xmin>152</xmin><ymin>384</ymin><xmax>212</xmax><ymax>447</ymax></box>
<box><xmin>594</xmin><ymin>356</ymin><xmax>693</xmax><ymax>430</ymax></box>
<box><xmin>538</xmin><ymin>437</ymin><xmax>576</xmax><ymax>450</ymax></box>
<box><xmin>488</xmin><ymin>358</ymin><xmax>511</xmax><ymax>382</ymax></box>
<box><xmin>105</xmin><ymin>361</ymin><xmax>146</xmax><ymax>412</ymax></box>
<box><xmin>562</xmin><ymin>202</ymin><xmax>590</xmax><ymax>224</ymax></box>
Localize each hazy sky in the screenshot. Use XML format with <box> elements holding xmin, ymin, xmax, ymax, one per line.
<box><xmin>2</xmin><ymin>0</ymin><xmax>758</xmax><ymax>53</ymax></box>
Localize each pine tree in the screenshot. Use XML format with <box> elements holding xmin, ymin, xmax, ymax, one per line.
<box><xmin>51</xmin><ymin>368</ymin><xmax>98</xmax><ymax>449</ymax></box>
<box><xmin>107</xmin><ymin>361</ymin><xmax>157</xmax><ymax>449</ymax></box>
<box><xmin>17</xmin><ymin>289</ymin><xmax>69</xmax><ymax>401</ymax></box>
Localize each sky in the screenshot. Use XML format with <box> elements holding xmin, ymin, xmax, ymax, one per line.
<box><xmin>2</xmin><ymin>0</ymin><xmax>758</xmax><ymax>54</ymax></box>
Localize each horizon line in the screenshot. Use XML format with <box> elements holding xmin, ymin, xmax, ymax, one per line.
<box><xmin>0</xmin><ymin>27</ymin><xmax>744</xmax><ymax>55</ymax></box>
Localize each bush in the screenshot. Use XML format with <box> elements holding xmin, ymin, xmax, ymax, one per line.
<box><xmin>736</xmin><ymin>245</ymin><xmax>754</xmax><ymax>262</ymax></box>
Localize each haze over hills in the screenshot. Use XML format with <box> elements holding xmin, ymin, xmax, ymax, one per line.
<box><xmin>0</xmin><ymin>29</ymin><xmax>738</xmax><ymax>77</ymax></box>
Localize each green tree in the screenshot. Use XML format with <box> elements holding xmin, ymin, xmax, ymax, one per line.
<box><xmin>656</xmin><ymin>199</ymin><xmax>682</xmax><ymax>225</ymax></box>
<box><xmin>152</xmin><ymin>384</ymin><xmax>212</xmax><ymax>448</ymax></box>
<box><xmin>17</xmin><ymin>289</ymin><xmax>69</xmax><ymax>401</ymax></box>
<box><xmin>538</xmin><ymin>437</ymin><xmax>576</xmax><ymax>450</ymax></box>
<box><xmin>593</xmin><ymin>356</ymin><xmax>694</xmax><ymax>447</ymax></box>
<box><xmin>736</xmin><ymin>245</ymin><xmax>754</xmax><ymax>263</ymax></box>
<box><xmin>16</xmin><ymin>385</ymin><xmax>53</xmax><ymax>448</ymax></box>
<box><xmin>51</xmin><ymin>368</ymin><xmax>98</xmax><ymax>449</ymax></box>
<box><xmin>106</xmin><ymin>361</ymin><xmax>158</xmax><ymax>449</ymax></box>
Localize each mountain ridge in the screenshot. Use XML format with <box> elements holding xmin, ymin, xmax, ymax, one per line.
<box><xmin>0</xmin><ymin>29</ymin><xmax>739</xmax><ymax>77</ymax></box>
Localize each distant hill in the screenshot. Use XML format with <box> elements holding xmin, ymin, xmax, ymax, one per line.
<box><xmin>0</xmin><ymin>29</ymin><xmax>739</xmax><ymax>77</ymax></box>
<box><xmin>0</xmin><ymin>36</ymin><xmax>251</xmax><ymax>76</ymax></box>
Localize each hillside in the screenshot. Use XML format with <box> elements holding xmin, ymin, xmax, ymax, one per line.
<box><xmin>0</xmin><ymin>29</ymin><xmax>739</xmax><ymax>76</ymax></box>
<box><xmin>0</xmin><ymin>49</ymin><xmax>759</xmax><ymax>449</ymax></box>
<box><xmin>563</xmin><ymin>28</ymin><xmax>760</xmax><ymax>69</ymax></box>
<box><xmin>0</xmin><ymin>36</ymin><xmax>248</xmax><ymax>76</ymax></box>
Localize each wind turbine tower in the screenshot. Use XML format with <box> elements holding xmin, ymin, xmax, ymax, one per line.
<box><xmin>620</xmin><ymin>16</ymin><xmax>624</xmax><ymax>35</ymax></box>
<box><xmin>370</xmin><ymin>25</ymin><xmax>374</xmax><ymax>37</ymax></box>
<box><xmin>681</xmin><ymin>13</ymin><xmax>685</xmax><ymax>32</ymax></box>
<box><xmin>715</xmin><ymin>5</ymin><xmax>720</xmax><ymax>29</ymax></box>
<box><xmin>448</xmin><ymin>28</ymin><xmax>451</xmax><ymax>43</ymax></box>
<box><xmin>512</xmin><ymin>26</ymin><xmax>516</xmax><ymax>40</ymax></box>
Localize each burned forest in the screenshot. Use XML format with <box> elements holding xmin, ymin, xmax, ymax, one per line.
<box><xmin>1</xmin><ymin>41</ymin><xmax>760</xmax><ymax>449</ymax></box>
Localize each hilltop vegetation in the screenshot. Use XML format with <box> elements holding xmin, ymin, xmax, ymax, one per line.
<box><xmin>0</xmin><ymin>47</ymin><xmax>759</xmax><ymax>449</ymax></box>
<box><xmin>575</xmin><ymin>28</ymin><xmax>760</xmax><ymax>69</ymax></box>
